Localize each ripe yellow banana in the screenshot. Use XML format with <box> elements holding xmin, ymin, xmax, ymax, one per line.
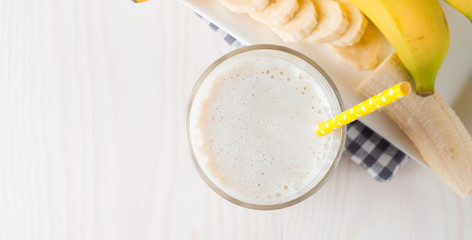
<box><xmin>348</xmin><ymin>0</ymin><xmax>450</xmax><ymax>96</ymax></box>
<box><xmin>357</xmin><ymin>53</ymin><xmax>472</xmax><ymax>197</ymax></box>
<box><xmin>445</xmin><ymin>0</ymin><xmax>472</xmax><ymax>22</ymax></box>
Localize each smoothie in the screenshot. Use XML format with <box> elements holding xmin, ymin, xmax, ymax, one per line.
<box><xmin>187</xmin><ymin>47</ymin><xmax>344</xmax><ymax>208</ymax></box>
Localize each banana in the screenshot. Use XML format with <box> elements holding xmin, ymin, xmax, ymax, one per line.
<box><xmin>330</xmin><ymin>22</ymin><xmax>380</xmax><ymax>69</ymax></box>
<box><xmin>444</xmin><ymin>0</ymin><xmax>472</xmax><ymax>22</ymax></box>
<box><xmin>249</xmin><ymin>0</ymin><xmax>299</xmax><ymax>26</ymax></box>
<box><xmin>270</xmin><ymin>0</ymin><xmax>318</xmax><ymax>42</ymax></box>
<box><xmin>330</xmin><ymin>0</ymin><xmax>368</xmax><ymax>46</ymax></box>
<box><xmin>348</xmin><ymin>0</ymin><xmax>450</xmax><ymax>96</ymax></box>
<box><xmin>305</xmin><ymin>0</ymin><xmax>349</xmax><ymax>43</ymax></box>
<box><xmin>218</xmin><ymin>0</ymin><xmax>270</xmax><ymax>13</ymax></box>
<box><xmin>356</xmin><ymin>53</ymin><xmax>472</xmax><ymax>197</ymax></box>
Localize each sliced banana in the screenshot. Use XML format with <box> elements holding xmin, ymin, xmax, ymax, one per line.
<box><xmin>356</xmin><ymin>53</ymin><xmax>472</xmax><ymax>197</ymax></box>
<box><xmin>270</xmin><ymin>0</ymin><xmax>318</xmax><ymax>42</ymax></box>
<box><xmin>218</xmin><ymin>0</ymin><xmax>270</xmax><ymax>13</ymax></box>
<box><xmin>305</xmin><ymin>0</ymin><xmax>349</xmax><ymax>43</ymax></box>
<box><xmin>330</xmin><ymin>22</ymin><xmax>381</xmax><ymax>70</ymax></box>
<box><xmin>249</xmin><ymin>0</ymin><xmax>299</xmax><ymax>26</ymax></box>
<box><xmin>330</xmin><ymin>0</ymin><xmax>368</xmax><ymax>46</ymax></box>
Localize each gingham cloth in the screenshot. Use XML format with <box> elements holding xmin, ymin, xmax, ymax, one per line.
<box><xmin>199</xmin><ymin>16</ymin><xmax>409</xmax><ymax>181</ymax></box>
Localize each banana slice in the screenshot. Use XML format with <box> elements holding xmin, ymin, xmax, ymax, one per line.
<box><xmin>305</xmin><ymin>0</ymin><xmax>349</xmax><ymax>43</ymax></box>
<box><xmin>218</xmin><ymin>0</ymin><xmax>270</xmax><ymax>13</ymax></box>
<box><xmin>330</xmin><ymin>0</ymin><xmax>368</xmax><ymax>46</ymax></box>
<box><xmin>270</xmin><ymin>0</ymin><xmax>318</xmax><ymax>42</ymax></box>
<box><xmin>356</xmin><ymin>53</ymin><xmax>472</xmax><ymax>197</ymax></box>
<box><xmin>330</xmin><ymin>22</ymin><xmax>381</xmax><ymax>70</ymax></box>
<box><xmin>249</xmin><ymin>0</ymin><xmax>299</xmax><ymax>26</ymax></box>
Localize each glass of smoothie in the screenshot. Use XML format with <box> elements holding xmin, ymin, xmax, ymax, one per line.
<box><xmin>186</xmin><ymin>45</ymin><xmax>346</xmax><ymax>210</ymax></box>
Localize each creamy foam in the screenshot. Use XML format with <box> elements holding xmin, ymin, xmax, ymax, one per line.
<box><xmin>189</xmin><ymin>50</ymin><xmax>342</xmax><ymax>205</ymax></box>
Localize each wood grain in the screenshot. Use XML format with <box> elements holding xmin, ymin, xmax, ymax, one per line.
<box><xmin>0</xmin><ymin>0</ymin><xmax>470</xmax><ymax>239</ymax></box>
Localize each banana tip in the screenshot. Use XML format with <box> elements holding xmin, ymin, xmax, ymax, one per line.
<box><xmin>416</xmin><ymin>89</ymin><xmax>434</xmax><ymax>97</ymax></box>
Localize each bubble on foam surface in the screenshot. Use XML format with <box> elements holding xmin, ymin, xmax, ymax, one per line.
<box><xmin>190</xmin><ymin>53</ymin><xmax>340</xmax><ymax>204</ymax></box>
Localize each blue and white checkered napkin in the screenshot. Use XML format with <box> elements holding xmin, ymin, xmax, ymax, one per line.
<box><xmin>199</xmin><ymin>16</ymin><xmax>409</xmax><ymax>181</ymax></box>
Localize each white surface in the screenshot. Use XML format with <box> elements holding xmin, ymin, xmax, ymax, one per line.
<box><xmin>181</xmin><ymin>0</ymin><xmax>472</xmax><ymax>170</ymax></box>
<box><xmin>0</xmin><ymin>0</ymin><xmax>471</xmax><ymax>239</ymax></box>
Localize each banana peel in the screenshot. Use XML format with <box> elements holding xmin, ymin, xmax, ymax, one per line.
<box><xmin>357</xmin><ymin>53</ymin><xmax>472</xmax><ymax>197</ymax></box>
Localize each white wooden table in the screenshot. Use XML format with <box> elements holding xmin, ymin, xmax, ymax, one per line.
<box><xmin>0</xmin><ymin>0</ymin><xmax>471</xmax><ymax>239</ymax></box>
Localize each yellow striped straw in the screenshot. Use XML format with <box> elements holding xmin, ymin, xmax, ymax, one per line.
<box><xmin>316</xmin><ymin>81</ymin><xmax>411</xmax><ymax>136</ymax></box>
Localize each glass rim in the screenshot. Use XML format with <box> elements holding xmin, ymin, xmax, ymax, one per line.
<box><xmin>185</xmin><ymin>44</ymin><xmax>346</xmax><ymax>210</ymax></box>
